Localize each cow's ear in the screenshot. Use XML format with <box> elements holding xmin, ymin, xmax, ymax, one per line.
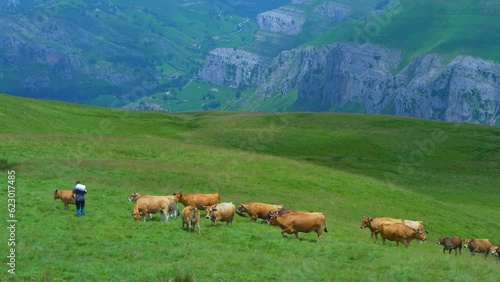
<box><xmin>369</xmin><ymin>218</ymin><xmax>373</xmax><ymax>222</ymax></box>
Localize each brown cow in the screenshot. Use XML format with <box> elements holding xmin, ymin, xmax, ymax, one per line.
<box><xmin>132</xmin><ymin>196</ymin><xmax>171</xmax><ymax>222</ymax></box>
<box><xmin>360</xmin><ymin>217</ymin><xmax>402</xmax><ymax>239</ymax></box>
<box><xmin>378</xmin><ymin>223</ymin><xmax>427</xmax><ymax>247</ymax></box>
<box><xmin>181</xmin><ymin>206</ymin><xmax>200</xmax><ymax>233</ymax></box>
<box><xmin>173</xmin><ymin>191</ymin><xmax>220</xmax><ymax>215</ymax></box>
<box><xmin>54</xmin><ymin>189</ymin><xmax>75</xmax><ymax>210</ymax></box>
<box><xmin>464</xmin><ymin>238</ymin><xmax>492</xmax><ymax>259</ymax></box>
<box><xmin>267</xmin><ymin>210</ymin><xmax>328</xmax><ymax>242</ymax></box>
<box><xmin>128</xmin><ymin>192</ymin><xmax>178</xmax><ymax>219</ymax></box>
<box><xmin>437</xmin><ymin>236</ymin><xmax>462</xmax><ymax>255</ymax></box>
<box><xmin>236</xmin><ymin>202</ymin><xmax>284</xmax><ymax>222</ymax></box>
<box><xmin>205</xmin><ymin>202</ymin><xmax>236</xmax><ymax>226</ymax></box>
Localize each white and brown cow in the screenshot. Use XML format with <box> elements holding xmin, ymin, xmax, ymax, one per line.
<box><xmin>267</xmin><ymin>210</ymin><xmax>328</xmax><ymax>242</ymax></box>
<box><xmin>54</xmin><ymin>189</ymin><xmax>75</xmax><ymax>210</ymax></box>
<box><xmin>437</xmin><ymin>236</ymin><xmax>462</xmax><ymax>255</ymax></box>
<box><xmin>205</xmin><ymin>202</ymin><xmax>235</xmax><ymax>226</ymax></box>
<box><xmin>464</xmin><ymin>238</ymin><xmax>492</xmax><ymax>259</ymax></box>
<box><xmin>378</xmin><ymin>223</ymin><xmax>427</xmax><ymax>247</ymax></box>
<box><xmin>236</xmin><ymin>202</ymin><xmax>284</xmax><ymax>222</ymax></box>
<box><xmin>181</xmin><ymin>206</ymin><xmax>200</xmax><ymax>233</ymax></box>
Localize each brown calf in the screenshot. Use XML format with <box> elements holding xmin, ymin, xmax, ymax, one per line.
<box><xmin>464</xmin><ymin>238</ymin><xmax>492</xmax><ymax>259</ymax></box>
<box><xmin>181</xmin><ymin>206</ymin><xmax>200</xmax><ymax>233</ymax></box>
<box><xmin>437</xmin><ymin>236</ymin><xmax>462</xmax><ymax>255</ymax></box>
<box><xmin>54</xmin><ymin>189</ymin><xmax>75</xmax><ymax>210</ymax></box>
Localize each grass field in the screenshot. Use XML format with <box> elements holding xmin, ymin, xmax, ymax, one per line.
<box><xmin>0</xmin><ymin>94</ymin><xmax>499</xmax><ymax>281</ymax></box>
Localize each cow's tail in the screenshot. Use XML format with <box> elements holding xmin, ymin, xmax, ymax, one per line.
<box><xmin>324</xmin><ymin>223</ymin><xmax>328</xmax><ymax>233</ymax></box>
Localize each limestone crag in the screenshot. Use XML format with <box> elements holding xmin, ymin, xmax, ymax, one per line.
<box><xmin>200</xmin><ymin>42</ymin><xmax>499</xmax><ymax>124</ymax></box>
<box><xmin>198</xmin><ymin>48</ymin><xmax>271</xmax><ymax>88</ymax></box>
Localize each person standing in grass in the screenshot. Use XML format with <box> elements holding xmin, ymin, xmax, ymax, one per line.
<box><xmin>72</xmin><ymin>181</ymin><xmax>87</xmax><ymax>217</ymax></box>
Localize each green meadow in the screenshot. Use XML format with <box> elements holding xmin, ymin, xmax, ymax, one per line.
<box><xmin>0</xmin><ymin>94</ymin><xmax>499</xmax><ymax>281</ymax></box>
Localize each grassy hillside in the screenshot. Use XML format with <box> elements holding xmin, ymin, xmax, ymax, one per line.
<box><xmin>0</xmin><ymin>94</ymin><xmax>499</xmax><ymax>281</ymax></box>
<box><xmin>309</xmin><ymin>0</ymin><xmax>500</xmax><ymax>63</ymax></box>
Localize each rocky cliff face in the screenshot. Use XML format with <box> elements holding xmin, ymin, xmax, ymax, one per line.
<box><xmin>198</xmin><ymin>48</ymin><xmax>271</xmax><ymax>88</ymax></box>
<box><xmin>200</xmin><ymin>42</ymin><xmax>499</xmax><ymax>125</ymax></box>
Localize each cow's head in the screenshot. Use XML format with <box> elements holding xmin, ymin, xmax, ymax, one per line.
<box><xmin>204</xmin><ymin>204</ymin><xmax>216</xmax><ymax>219</ymax></box>
<box><xmin>266</xmin><ymin>211</ymin><xmax>279</xmax><ymax>223</ymax></box>
<box><xmin>414</xmin><ymin>228</ymin><xmax>427</xmax><ymax>241</ymax></box>
<box><xmin>267</xmin><ymin>212</ymin><xmax>280</xmax><ymax>226</ymax></box>
<box><xmin>360</xmin><ymin>216</ymin><xmax>371</xmax><ymax>229</ymax></box>
<box><xmin>236</xmin><ymin>203</ymin><xmax>247</xmax><ymax>216</ymax></box>
<box><xmin>128</xmin><ymin>191</ymin><xmax>140</xmax><ymax>202</ymax></box>
<box><xmin>54</xmin><ymin>189</ymin><xmax>61</xmax><ymax>199</ymax></box>
<box><xmin>173</xmin><ymin>191</ymin><xmax>182</xmax><ymax>200</ymax></box>
<box><xmin>464</xmin><ymin>238</ymin><xmax>472</xmax><ymax>248</ymax></box>
<box><xmin>437</xmin><ymin>236</ymin><xmax>445</xmax><ymax>245</ymax></box>
<box><xmin>491</xmin><ymin>246</ymin><xmax>499</xmax><ymax>257</ymax></box>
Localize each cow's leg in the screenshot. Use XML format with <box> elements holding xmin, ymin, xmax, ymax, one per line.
<box><xmin>281</xmin><ymin>228</ymin><xmax>293</xmax><ymax>238</ymax></box>
<box><xmin>316</xmin><ymin>231</ymin><xmax>323</xmax><ymax>242</ymax></box>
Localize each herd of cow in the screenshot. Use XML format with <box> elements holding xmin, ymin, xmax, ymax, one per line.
<box><xmin>360</xmin><ymin>216</ymin><xmax>499</xmax><ymax>260</ymax></box>
<box><xmin>54</xmin><ymin>189</ymin><xmax>499</xmax><ymax>258</ymax></box>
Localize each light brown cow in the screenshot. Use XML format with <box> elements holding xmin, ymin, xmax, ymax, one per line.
<box><xmin>181</xmin><ymin>206</ymin><xmax>200</xmax><ymax>233</ymax></box>
<box><xmin>378</xmin><ymin>223</ymin><xmax>427</xmax><ymax>247</ymax></box>
<box><xmin>205</xmin><ymin>202</ymin><xmax>236</xmax><ymax>226</ymax></box>
<box><xmin>267</xmin><ymin>210</ymin><xmax>328</xmax><ymax>242</ymax></box>
<box><xmin>437</xmin><ymin>236</ymin><xmax>462</xmax><ymax>255</ymax></box>
<box><xmin>132</xmin><ymin>196</ymin><xmax>171</xmax><ymax>222</ymax></box>
<box><xmin>464</xmin><ymin>238</ymin><xmax>492</xmax><ymax>259</ymax></box>
<box><xmin>360</xmin><ymin>217</ymin><xmax>402</xmax><ymax>239</ymax></box>
<box><xmin>173</xmin><ymin>191</ymin><xmax>220</xmax><ymax>215</ymax></box>
<box><xmin>54</xmin><ymin>189</ymin><xmax>75</xmax><ymax>210</ymax></box>
<box><xmin>236</xmin><ymin>202</ymin><xmax>284</xmax><ymax>222</ymax></box>
<box><xmin>128</xmin><ymin>192</ymin><xmax>178</xmax><ymax>219</ymax></box>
